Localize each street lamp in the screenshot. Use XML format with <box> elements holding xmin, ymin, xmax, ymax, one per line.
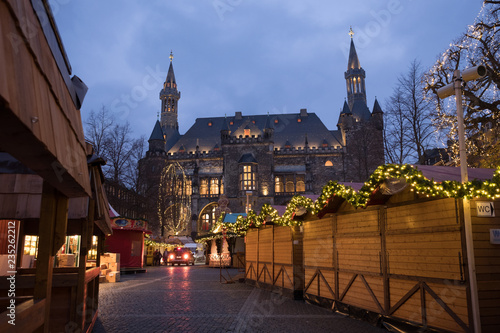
<box><xmin>437</xmin><ymin>65</ymin><xmax>487</xmax><ymax>333</ymax></box>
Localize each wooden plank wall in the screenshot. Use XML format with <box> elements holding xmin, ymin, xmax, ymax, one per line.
<box><xmin>386</xmin><ymin>198</ymin><xmax>468</xmax><ymax>332</ymax></box>
<box><xmin>471</xmin><ymin>198</ymin><xmax>500</xmax><ymax>332</ymax></box>
<box><xmin>257</xmin><ymin>227</ymin><xmax>273</xmax><ymax>285</ymax></box>
<box><xmin>0</xmin><ymin>0</ymin><xmax>90</xmax><ymax>197</ymax></box>
<box><xmin>273</xmin><ymin>226</ymin><xmax>293</xmax><ymax>290</ymax></box>
<box><xmin>300</xmin><ymin>197</ymin><xmax>473</xmax><ymax>333</ymax></box>
<box><xmin>303</xmin><ymin>218</ymin><xmax>335</xmax><ymax>300</ymax></box>
<box><xmin>245</xmin><ymin>229</ymin><xmax>258</xmax><ymax>281</ymax></box>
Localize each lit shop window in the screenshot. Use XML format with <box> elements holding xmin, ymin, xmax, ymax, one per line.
<box><xmin>24</xmin><ymin>235</ymin><xmax>39</xmax><ymax>257</ymax></box>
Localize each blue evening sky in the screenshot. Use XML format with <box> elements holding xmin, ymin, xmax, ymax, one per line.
<box><xmin>53</xmin><ymin>0</ymin><xmax>484</xmax><ymax>138</ymax></box>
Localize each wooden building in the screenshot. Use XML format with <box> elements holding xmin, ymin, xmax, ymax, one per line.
<box><xmin>245</xmin><ymin>165</ymin><xmax>500</xmax><ymax>332</ymax></box>
<box><xmin>0</xmin><ymin>0</ymin><xmax>108</xmax><ymax>331</ymax></box>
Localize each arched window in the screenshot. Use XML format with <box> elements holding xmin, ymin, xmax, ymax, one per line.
<box><xmin>200</xmin><ymin>204</ymin><xmax>217</xmax><ymax>232</ymax></box>
<box><xmin>275</xmin><ymin>176</ymin><xmax>284</xmax><ymax>193</ymax></box>
<box><xmin>296</xmin><ymin>175</ymin><xmax>305</xmax><ymax>192</ymax></box>
<box><xmin>325</xmin><ymin>160</ymin><xmax>333</xmax><ymax>167</ymax></box>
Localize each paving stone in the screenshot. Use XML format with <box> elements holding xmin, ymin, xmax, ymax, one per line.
<box><xmin>92</xmin><ymin>265</ymin><xmax>386</xmax><ymax>333</ymax></box>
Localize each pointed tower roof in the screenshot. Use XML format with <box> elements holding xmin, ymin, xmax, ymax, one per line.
<box><xmin>341</xmin><ymin>100</ymin><xmax>351</xmax><ymax>115</ymax></box>
<box><xmin>165</xmin><ymin>51</ymin><xmax>177</xmax><ymax>87</ymax></box>
<box><xmin>149</xmin><ymin>120</ymin><xmax>164</xmax><ymax>141</ymax></box>
<box><xmin>220</xmin><ymin>115</ymin><xmax>231</xmax><ymax>132</ymax></box>
<box><xmin>372</xmin><ymin>98</ymin><xmax>384</xmax><ymax>114</ymax></box>
<box><xmin>347</xmin><ymin>27</ymin><xmax>361</xmax><ymax>70</ymax></box>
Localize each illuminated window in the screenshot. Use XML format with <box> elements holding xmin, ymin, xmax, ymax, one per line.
<box><xmin>325</xmin><ymin>160</ymin><xmax>333</xmax><ymax>167</ymax></box>
<box><xmin>285</xmin><ymin>175</ymin><xmax>295</xmax><ymax>192</ymax></box>
<box><xmin>24</xmin><ymin>235</ymin><xmax>39</xmax><ymax>257</ymax></box>
<box><xmin>274</xmin><ymin>119</ymin><xmax>279</xmax><ymax>124</ymax></box>
<box><xmin>200</xmin><ymin>178</ymin><xmax>209</xmax><ymax>196</ymax></box>
<box><xmin>229</xmin><ymin>121</ymin><xmax>234</xmax><ymax>125</ymax></box>
<box><xmin>275</xmin><ymin>174</ymin><xmax>305</xmax><ymax>194</ymax></box>
<box><xmin>244</xmin><ymin>129</ymin><xmax>251</xmax><ymax>137</ymax></box>
<box><xmin>88</xmin><ymin>236</ymin><xmax>98</xmax><ymax>260</ymax></box>
<box><xmin>275</xmin><ymin>176</ymin><xmax>284</xmax><ymax>193</ymax></box>
<box><xmin>297</xmin><ymin>118</ymin><xmax>302</xmax><ymax>123</ymax></box>
<box><xmin>296</xmin><ymin>175</ymin><xmax>305</xmax><ymax>192</ymax></box>
<box><xmin>201</xmin><ymin>206</ymin><xmax>217</xmax><ymax>231</ymax></box>
<box><xmin>210</xmin><ymin>178</ymin><xmax>219</xmax><ymax>195</ymax></box>
<box><xmin>185</xmin><ymin>178</ymin><xmax>192</xmax><ymax>195</ymax></box>
<box><xmin>240</xmin><ymin>164</ymin><xmax>256</xmax><ymax>191</ymax></box>
<box><xmin>208</xmin><ymin>121</ymin><xmax>212</xmax><ymax>127</ymax></box>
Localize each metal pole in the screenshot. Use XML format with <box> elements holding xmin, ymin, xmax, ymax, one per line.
<box><xmin>454</xmin><ymin>69</ymin><xmax>481</xmax><ymax>332</ymax></box>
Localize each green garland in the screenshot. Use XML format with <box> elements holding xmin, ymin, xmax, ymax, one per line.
<box><xmin>201</xmin><ymin>164</ymin><xmax>500</xmax><ymax>240</ymax></box>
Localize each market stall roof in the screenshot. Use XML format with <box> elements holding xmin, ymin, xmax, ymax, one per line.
<box><xmin>223</xmin><ymin>213</ymin><xmax>247</xmax><ymax>223</ymax></box>
<box><xmin>318</xmin><ymin>165</ymin><xmax>497</xmax><ymax>217</ymax></box>
<box><xmin>413</xmin><ymin>165</ymin><xmax>495</xmax><ymax>182</ymax></box>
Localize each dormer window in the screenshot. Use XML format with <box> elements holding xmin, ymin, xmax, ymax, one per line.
<box><xmin>229</xmin><ymin>121</ymin><xmax>234</xmax><ymax>125</ymax></box>
<box><xmin>208</xmin><ymin>121</ymin><xmax>212</xmax><ymax>127</ymax></box>
<box><xmin>297</xmin><ymin>118</ymin><xmax>302</xmax><ymax>123</ymax></box>
<box><xmin>274</xmin><ymin>119</ymin><xmax>279</xmax><ymax>124</ymax></box>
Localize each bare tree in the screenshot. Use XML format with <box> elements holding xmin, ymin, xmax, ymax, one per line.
<box><xmin>424</xmin><ymin>2</ymin><xmax>500</xmax><ymax>167</ymax></box>
<box><xmin>84</xmin><ymin>107</ymin><xmax>145</xmax><ymax>186</ymax></box>
<box><xmin>394</xmin><ymin>59</ymin><xmax>435</xmax><ymax>164</ymax></box>
<box><xmin>124</xmin><ymin>135</ymin><xmax>146</xmax><ymax>191</ymax></box>
<box><xmin>384</xmin><ymin>86</ymin><xmax>413</xmax><ymax>164</ymax></box>
<box><xmin>85</xmin><ymin>106</ymin><xmax>114</xmax><ymax>157</ymax></box>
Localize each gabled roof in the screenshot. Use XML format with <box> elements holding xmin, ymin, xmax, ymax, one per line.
<box><xmin>148</xmin><ymin>120</ymin><xmax>164</xmax><ymax>141</ymax></box>
<box><xmin>238</xmin><ymin>153</ymin><xmax>257</xmax><ymax>163</ymax></box>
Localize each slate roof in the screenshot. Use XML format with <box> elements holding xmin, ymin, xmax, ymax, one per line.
<box><xmin>347</xmin><ymin>38</ymin><xmax>361</xmax><ymax>70</ymax></box>
<box><xmin>351</xmin><ymin>99</ymin><xmax>372</xmax><ymax>121</ymax></box>
<box><xmin>148</xmin><ymin>120</ymin><xmax>164</xmax><ymax>141</ymax></box>
<box><xmin>372</xmin><ymin>98</ymin><xmax>383</xmax><ymax>114</ymax></box>
<box><xmin>167</xmin><ymin>112</ymin><xmax>343</xmax><ymax>154</ymax></box>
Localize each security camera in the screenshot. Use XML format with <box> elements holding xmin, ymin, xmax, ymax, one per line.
<box><xmin>437</xmin><ymin>83</ymin><xmax>455</xmax><ymax>99</ymax></box>
<box><xmin>437</xmin><ymin>65</ymin><xmax>487</xmax><ymax>99</ymax></box>
<box><xmin>461</xmin><ymin>65</ymin><xmax>487</xmax><ymax>82</ymax></box>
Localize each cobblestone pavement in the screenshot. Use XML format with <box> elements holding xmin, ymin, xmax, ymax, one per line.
<box><xmin>92</xmin><ymin>265</ymin><xmax>387</xmax><ymax>333</ymax></box>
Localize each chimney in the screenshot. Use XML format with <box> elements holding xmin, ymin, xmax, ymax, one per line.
<box><xmin>300</xmin><ymin>108</ymin><xmax>308</xmax><ymax>117</ymax></box>
<box><xmin>235</xmin><ymin>111</ymin><xmax>242</xmax><ymax>120</ymax></box>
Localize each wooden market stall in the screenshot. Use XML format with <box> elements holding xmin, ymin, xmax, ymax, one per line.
<box><xmin>105</xmin><ymin>217</ymin><xmax>151</xmax><ymax>269</ymax></box>
<box><xmin>0</xmin><ymin>150</ymin><xmax>112</xmax><ymax>333</ymax></box>
<box><xmin>244</xmin><ymin>165</ymin><xmax>500</xmax><ymax>332</ymax></box>
<box><xmin>0</xmin><ymin>0</ymin><xmax>98</xmax><ymax>331</ymax></box>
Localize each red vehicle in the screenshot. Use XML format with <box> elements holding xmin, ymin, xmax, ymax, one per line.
<box><xmin>166</xmin><ymin>247</ymin><xmax>195</xmax><ymax>266</ymax></box>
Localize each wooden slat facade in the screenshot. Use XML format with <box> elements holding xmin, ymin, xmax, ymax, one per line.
<box><xmin>245</xmin><ymin>225</ymin><xmax>304</xmax><ymax>299</ymax></box>
<box><xmin>0</xmin><ymin>0</ymin><xmax>100</xmax><ymax>331</ymax></box>
<box><xmin>245</xmin><ymin>193</ymin><xmax>500</xmax><ymax>332</ymax></box>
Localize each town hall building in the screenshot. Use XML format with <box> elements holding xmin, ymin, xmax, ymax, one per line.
<box><xmin>138</xmin><ymin>33</ymin><xmax>384</xmax><ymax>237</ymax></box>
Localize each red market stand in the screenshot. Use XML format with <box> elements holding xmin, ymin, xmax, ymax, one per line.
<box><xmin>105</xmin><ymin>218</ymin><xmax>151</xmax><ymax>269</ymax></box>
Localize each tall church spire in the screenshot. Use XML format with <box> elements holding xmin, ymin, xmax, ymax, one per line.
<box><xmin>344</xmin><ymin>28</ymin><xmax>370</xmax><ymax>120</ymax></box>
<box><xmin>160</xmin><ymin>51</ymin><xmax>181</xmax><ymax>150</ymax></box>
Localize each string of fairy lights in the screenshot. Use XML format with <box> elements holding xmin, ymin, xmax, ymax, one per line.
<box><xmin>425</xmin><ymin>3</ymin><xmax>499</xmax><ymax>166</ymax></box>
<box><xmin>196</xmin><ymin>163</ymin><xmax>500</xmax><ymax>242</ymax></box>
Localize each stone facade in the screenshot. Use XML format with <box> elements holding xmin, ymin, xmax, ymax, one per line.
<box><xmin>138</xmin><ymin>36</ymin><xmax>384</xmax><ymax>237</ymax></box>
